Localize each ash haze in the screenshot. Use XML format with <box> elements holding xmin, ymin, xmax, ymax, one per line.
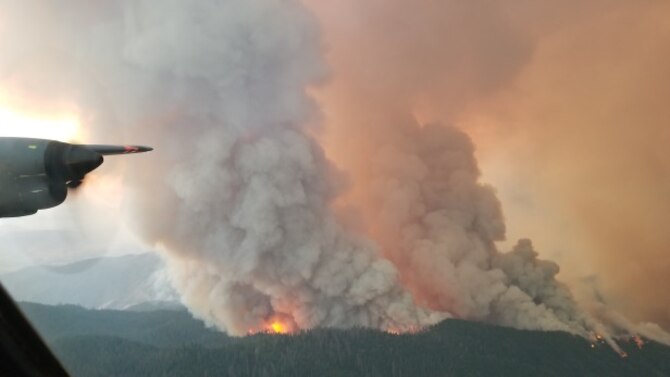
<box><xmin>0</xmin><ymin>0</ymin><xmax>668</xmax><ymax>347</ymax></box>
<box><xmin>305</xmin><ymin>0</ymin><xmax>670</xmax><ymax>332</ymax></box>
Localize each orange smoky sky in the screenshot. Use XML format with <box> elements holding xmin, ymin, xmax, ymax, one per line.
<box><xmin>304</xmin><ymin>0</ymin><xmax>670</xmax><ymax>329</ymax></box>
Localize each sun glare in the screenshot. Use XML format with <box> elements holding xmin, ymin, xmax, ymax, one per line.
<box><xmin>0</xmin><ymin>106</ymin><xmax>81</xmax><ymax>142</ymax></box>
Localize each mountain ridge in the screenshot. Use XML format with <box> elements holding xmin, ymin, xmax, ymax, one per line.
<box><xmin>1</xmin><ymin>253</ymin><xmax>177</xmax><ymax>310</ymax></box>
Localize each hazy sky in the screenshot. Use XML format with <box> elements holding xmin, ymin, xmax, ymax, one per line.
<box><xmin>0</xmin><ymin>179</ymin><xmax>150</xmax><ymax>273</ymax></box>
<box><xmin>0</xmin><ymin>0</ymin><xmax>668</xmax><ymax>333</ymax></box>
<box><xmin>304</xmin><ymin>0</ymin><xmax>670</xmax><ymax>329</ymax></box>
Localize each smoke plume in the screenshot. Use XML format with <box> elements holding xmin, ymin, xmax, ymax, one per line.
<box><xmin>303</xmin><ymin>0</ymin><xmax>670</xmax><ymax>343</ymax></box>
<box><xmin>0</xmin><ymin>0</ymin><xmax>668</xmax><ymax>345</ymax></box>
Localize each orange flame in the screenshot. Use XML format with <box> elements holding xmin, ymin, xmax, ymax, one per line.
<box><xmin>385</xmin><ymin>325</ymin><xmax>423</xmax><ymax>336</ymax></box>
<box><xmin>269</xmin><ymin>320</ymin><xmax>289</xmax><ymax>334</ymax></box>
<box><xmin>246</xmin><ymin>316</ymin><xmax>295</xmax><ymax>335</ymax></box>
<box><xmin>386</xmin><ymin>328</ymin><xmax>401</xmax><ymax>336</ymax></box>
<box><xmin>632</xmin><ymin>335</ymin><xmax>645</xmax><ymax>350</ymax></box>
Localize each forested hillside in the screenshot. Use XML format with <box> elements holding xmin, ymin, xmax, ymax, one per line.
<box><xmin>20</xmin><ymin>303</ymin><xmax>670</xmax><ymax>377</ymax></box>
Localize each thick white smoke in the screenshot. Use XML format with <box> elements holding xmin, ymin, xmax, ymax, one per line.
<box><xmin>359</xmin><ymin>123</ymin><xmax>591</xmax><ymax>335</ymax></box>
<box><xmin>119</xmin><ymin>0</ymin><xmax>444</xmax><ymax>334</ymax></box>
<box><xmin>161</xmin><ymin>126</ymin><xmax>447</xmax><ymax>333</ymax></box>
<box><xmin>1</xmin><ymin>0</ymin><xmax>667</xmax><ymax>345</ymax></box>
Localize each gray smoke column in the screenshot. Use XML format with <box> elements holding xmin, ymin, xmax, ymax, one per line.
<box><xmin>358</xmin><ymin>123</ymin><xmax>589</xmax><ymax>334</ymax></box>
<box><xmin>1</xmin><ymin>0</ymin><xmax>668</xmax><ymax>346</ymax></box>
<box><xmin>0</xmin><ymin>0</ymin><xmax>442</xmax><ymax>335</ymax></box>
<box><xmin>117</xmin><ymin>0</ymin><xmax>445</xmax><ymax>334</ymax></box>
<box><xmin>121</xmin><ymin>0</ymin><xmax>576</xmax><ymax>335</ymax></box>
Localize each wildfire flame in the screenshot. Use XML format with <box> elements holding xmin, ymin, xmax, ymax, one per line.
<box><xmin>386</xmin><ymin>328</ymin><xmax>401</xmax><ymax>336</ymax></box>
<box><xmin>385</xmin><ymin>325</ymin><xmax>423</xmax><ymax>336</ymax></box>
<box><xmin>246</xmin><ymin>316</ymin><xmax>295</xmax><ymax>335</ymax></box>
<box><xmin>632</xmin><ymin>335</ymin><xmax>645</xmax><ymax>350</ymax></box>
<box><xmin>269</xmin><ymin>321</ymin><xmax>288</xmax><ymax>334</ymax></box>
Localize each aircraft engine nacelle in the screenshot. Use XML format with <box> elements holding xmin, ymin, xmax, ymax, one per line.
<box><xmin>0</xmin><ymin>137</ymin><xmax>151</xmax><ymax>218</ymax></box>
<box><xmin>0</xmin><ymin>138</ymin><xmax>102</xmax><ymax>217</ymax></box>
<box><xmin>0</xmin><ymin>176</ymin><xmax>68</xmax><ymax>217</ymax></box>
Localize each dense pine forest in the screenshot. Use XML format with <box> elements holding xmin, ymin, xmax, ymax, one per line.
<box><xmin>20</xmin><ymin>303</ymin><xmax>670</xmax><ymax>377</ymax></box>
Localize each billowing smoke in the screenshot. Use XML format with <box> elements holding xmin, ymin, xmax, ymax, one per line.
<box><xmin>119</xmin><ymin>0</ymin><xmax>447</xmax><ymax>334</ymax></box>
<box><xmin>357</xmin><ymin>122</ymin><xmax>590</xmax><ymax>334</ymax></box>
<box><xmin>1</xmin><ymin>0</ymin><xmax>668</xmax><ymax>345</ymax></box>
<box><xmin>304</xmin><ymin>0</ymin><xmax>670</xmax><ymax>333</ymax></box>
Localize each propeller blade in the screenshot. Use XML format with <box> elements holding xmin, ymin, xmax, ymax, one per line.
<box><xmin>81</xmin><ymin>145</ymin><xmax>153</xmax><ymax>156</ymax></box>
